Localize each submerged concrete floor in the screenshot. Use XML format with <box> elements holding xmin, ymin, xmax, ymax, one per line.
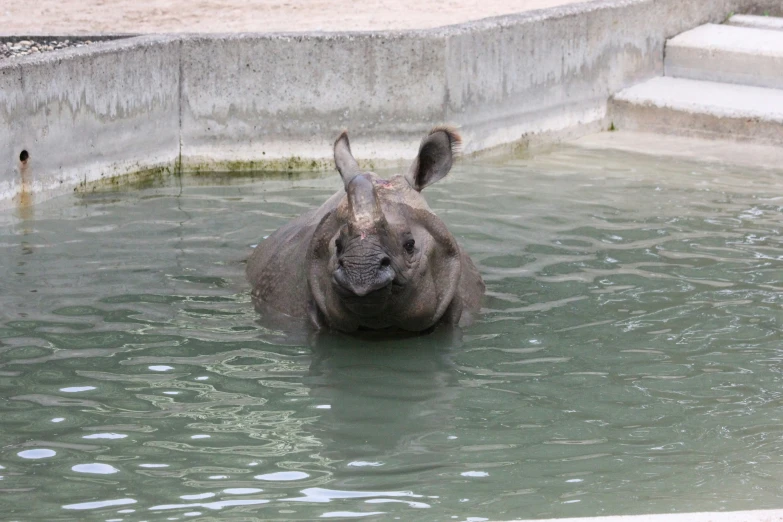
<box><xmin>0</xmin><ymin>0</ymin><xmax>591</xmax><ymax>34</ymax></box>
<box><xmin>574</xmin><ymin>131</ymin><xmax>783</xmax><ymax>171</ymax></box>
<box><xmin>510</xmin><ymin>510</ymin><xmax>783</xmax><ymax>522</ymax></box>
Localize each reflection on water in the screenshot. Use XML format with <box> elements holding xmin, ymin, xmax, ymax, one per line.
<box><xmin>1</xmin><ymin>147</ymin><xmax>783</xmax><ymax>520</ymax></box>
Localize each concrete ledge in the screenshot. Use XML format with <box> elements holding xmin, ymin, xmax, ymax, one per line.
<box><xmin>2</xmin><ymin>0</ymin><xmax>782</xmax><ymax>207</ymax></box>
<box><xmin>727</xmin><ymin>14</ymin><xmax>783</xmax><ymax>31</ymax></box>
<box><xmin>665</xmin><ymin>24</ymin><xmax>783</xmax><ymax>89</ymax></box>
<box><xmin>609</xmin><ymin>76</ymin><xmax>783</xmax><ymax>144</ymax></box>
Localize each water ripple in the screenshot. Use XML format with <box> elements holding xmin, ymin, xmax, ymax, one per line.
<box><xmin>2</xmin><ymin>148</ymin><xmax>783</xmax><ymax>519</ymax></box>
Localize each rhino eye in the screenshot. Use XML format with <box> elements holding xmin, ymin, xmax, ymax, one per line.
<box><xmin>403</xmin><ymin>239</ymin><xmax>415</xmax><ymax>254</ymax></box>
<box><xmin>335</xmin><ymin>238</ymin><xmax>343</xmax><ymax>254</ymax></box>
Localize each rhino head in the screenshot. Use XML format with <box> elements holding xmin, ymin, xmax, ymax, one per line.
<box><xmin>306</xmin><ymin>127</ymin><xmax>467</xmax><ymax>332</ymax></box>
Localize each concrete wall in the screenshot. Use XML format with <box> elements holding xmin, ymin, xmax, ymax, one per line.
<box><xmin>1</xmin><ymin>0</ymin><xmax>781</xmax><ymax>207</ymax></box>
<box><xmin>179</xmin><ymin>32</ymin><xmax>449</xmax><ymax>169</ymax></box>
<box><xmin>0</xmin><ymin>36</ymin><xmax>180</xmax><ymax>205</ymax></box>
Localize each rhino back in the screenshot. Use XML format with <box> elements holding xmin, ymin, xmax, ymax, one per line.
<box><xmin>247</xmin><ymin>190</ymin><xmax>343</xmax><ymax>317</ymax></box>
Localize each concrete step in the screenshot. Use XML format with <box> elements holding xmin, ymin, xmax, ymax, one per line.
<box><xmin>665</xmin><ymin>23</ymin><xmax>783</xmax><ymax>89</ymax></box>
<box><xmin>727</xmin><ymin>14</ymin><xmax>783</xmax><ymax>32</ymax></box>
<box><xmin>609</xmin><ymin>76</ymin><xmax>783</xmax><ymax>144</ymax></box>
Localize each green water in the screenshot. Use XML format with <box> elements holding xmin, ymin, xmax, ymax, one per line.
<box><xmin>1</xmin><ymin>146</ymin><xmax>783</xmax><ymax>521</ymax></box>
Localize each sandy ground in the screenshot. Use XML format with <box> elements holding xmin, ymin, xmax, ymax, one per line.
<box><xmin>1</xmin><ymin>0</ymin><xmax>590</xmax><ymax>34</ymax></box>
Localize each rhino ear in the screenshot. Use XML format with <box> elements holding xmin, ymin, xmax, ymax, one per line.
<box><xmin>406</xmin><ymin>126</ymin><xmax>461</xmax><ymax>191</ymax></box>
<box><xmin>334</xmin><ymin>131</ymin><xmax>361</xmax><ymax>188</ymax></box>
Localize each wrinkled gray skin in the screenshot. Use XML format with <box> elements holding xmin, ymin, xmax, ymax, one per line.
<box><xmin>246</xmin><ymin>127</ymin><xmax>485</xmax><ymax>333</ymax></box>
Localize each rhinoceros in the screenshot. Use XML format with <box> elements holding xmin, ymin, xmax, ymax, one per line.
<box><xmin>246</xmin><ymin>127</ymin><xmax>484</xmax><ymax>333</ymax></box>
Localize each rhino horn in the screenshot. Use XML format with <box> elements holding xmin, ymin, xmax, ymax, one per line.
<box><xmin>346</xmin><ymin>174</ymin><xmax>384</xmax><ymax>229</ymax></box>
<box><xmin>334</xmin><ymin>130</ymin><xmax>361</xmax><ymax>188</ymax></box>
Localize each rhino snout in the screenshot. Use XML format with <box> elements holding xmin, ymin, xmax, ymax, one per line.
<box><xmin>333</xmin><ymin>260</ymin><xmax>396</xmax><ymax>298</ymax></box>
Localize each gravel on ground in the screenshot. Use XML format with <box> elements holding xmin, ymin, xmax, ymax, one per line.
<box><xmin>0</xmin><ymin>0</ymin><xmax>588</xmax><ymax>34</ymax></box>
<box><xmin>0</xmin><ymin>1</ymin><xmax>588</xmax><ymax>62</ymax></box>
<box><xmin>0</xmin><ymin>39</ymin><xmax>95</xmax><ymax>60</ymax></box>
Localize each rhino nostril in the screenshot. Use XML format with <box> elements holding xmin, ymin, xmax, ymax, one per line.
<box><xmin>379</xmin><ymin>257</ymin><xmax>391</xmax><ymax>269</ymax></box>
<box><xmin>338</xmin><ymin>259</ymin><xmax>345</xmax><ymax>268</ymax></box>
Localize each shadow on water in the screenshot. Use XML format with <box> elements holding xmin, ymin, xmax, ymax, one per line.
<box><xmin>301</xmin><ymin>328</ymin><xmax>464</xmax><ymax>487</ymax></box>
